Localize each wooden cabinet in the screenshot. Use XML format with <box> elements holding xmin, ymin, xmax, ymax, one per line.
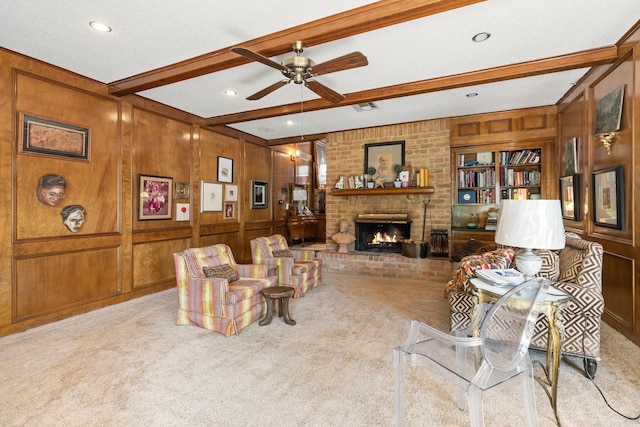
<box><xmin>451</xmin><ymin>228</ymin><xmax>496</xmax><ymax>255</ymax></box>
<box><xmin>287</xmin><ymin>216</ymin><xmax>317</xmax><ymax>245</ymax></box>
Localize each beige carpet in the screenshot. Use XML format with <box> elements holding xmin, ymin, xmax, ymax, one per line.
<box><xmin>1</xmin><ymin>271</ymin><xmax>638</xmax><ymax>427</ymax></box>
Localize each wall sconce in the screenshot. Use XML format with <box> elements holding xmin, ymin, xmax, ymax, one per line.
<box><xmin>290</xmin><ymin>149</ymin><xmax>300</xmax><ymax>162</ymax></box>
<box><xmin>596</xmin><ymin>132</ymin><xmax>617</xmax><ymax>155</ymax></box>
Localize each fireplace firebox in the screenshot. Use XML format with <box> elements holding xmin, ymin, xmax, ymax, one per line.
<box><xmin>354</xmin><ymin>214</ymin><xmax>411</xmax><ymax>253</ymax></box>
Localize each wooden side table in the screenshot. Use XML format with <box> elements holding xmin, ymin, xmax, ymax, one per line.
<box><xmin>469</xmin><ymin>278</ymin><xmax>570</xmax><ymax>425</ymax></box>
<box><xmin>259</xmin><ymin>286</ymin><xmax>296</xmax><ymax>326</ymax></box>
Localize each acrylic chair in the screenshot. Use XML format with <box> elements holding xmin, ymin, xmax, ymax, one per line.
<box><xmin>394</xmin><ymin>277</ymin><xmax>550</xmax><ymax>427</ymax></box>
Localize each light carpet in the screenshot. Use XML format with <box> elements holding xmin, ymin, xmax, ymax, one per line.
<box><xmin>0</xmin><ymin>271</ymin><xmax>638</xmax><ymax>426</ymax></box>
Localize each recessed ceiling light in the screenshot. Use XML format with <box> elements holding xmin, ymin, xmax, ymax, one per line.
<box><xmin>472</xmin><ymin>32</ymin><xmax>490</xmax><ymax>42</ymax></box>
<box><xmin>466</xmin><ymin>92</ymin><xmax>478</xmax><ymax>98</ymax></box>
<box><xmin>224</xmin><ymin>89</ymin><xmax>238</xmax><ymax>97</ymax></box>
<box><xmin>89</xmin><ymin>21</ymin><xmax>112</xmax><ymax>33</ymax></box>
<box><xmin>285</xmin><ymin>120</ymin><xmax>296</xmax><ymax>126</ymax></box>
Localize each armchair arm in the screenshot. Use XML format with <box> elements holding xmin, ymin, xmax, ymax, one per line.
<box><xmin>291</xmin><ymin>249</ymin><xmax>316</xmax><ymax>261</ymax></box>
<box><xmin>235</xmin><ymin>263</ymin><xmax>270</xmax><ymax>278</ymax></box>
<box><xmin>184</xmin><ymin>277</ymin><xmax>230</xmax><ymax>316</ymax></box>
<box><xmin>258</xmin><ymin>257</ymin><xmax>295</xmax><ymax>285</ymax></box>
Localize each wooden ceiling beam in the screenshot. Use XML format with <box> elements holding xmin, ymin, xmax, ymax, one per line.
<box><xmin>108</xmin><ymin>0</ymin><xmax>482</xmax><ymax>96</ymax></box>
<box><xmin>202</xmin><ymin>46</ymin><xmax>618</xmax><ymax>127</ymax></box>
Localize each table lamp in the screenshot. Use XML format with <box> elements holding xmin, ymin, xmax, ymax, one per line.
<box><xmin>494</xmin><ymin>199</ymin><xmax>565</xmax><ymax>278</ymax></box>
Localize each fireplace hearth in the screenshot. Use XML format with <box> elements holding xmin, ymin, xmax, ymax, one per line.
<box><xmin>354</xmin><ymin>214</ymin><xmax>411</xmax><ymax>253</ymax></box>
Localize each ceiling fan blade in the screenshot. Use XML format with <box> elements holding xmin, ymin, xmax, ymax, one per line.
<box><xmin>246</xmin><ymin>80</ymin><xmax>289</xmax><ymax>101</ymax></box>
<box><xmin>311</xmin><ymin>52</ymin><xmax>368</xmax><ymax>76</ymax></box>
<box><xmin>231</xmin><ymin>47</ymin><xmax>288</xmax><ymax>73</ymax></box>
<box><xmin>305</xmin><ymin>80</ymin><xmax>345</xmax><ymax>104</ymax></box>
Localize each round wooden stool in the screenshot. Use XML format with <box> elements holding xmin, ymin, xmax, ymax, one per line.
<box><xmin>259</xmin><ymin>286</ymin><xmax>296</xmax><ymax>326</ymax></box>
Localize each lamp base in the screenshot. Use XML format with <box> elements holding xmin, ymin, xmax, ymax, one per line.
<box><xmin>515</xmin><ymin>248</ymin><xmax>542</xmax><ymax>279</ymax></box>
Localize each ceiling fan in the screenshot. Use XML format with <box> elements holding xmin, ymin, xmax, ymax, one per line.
<box><xmin>231</xmin><ymin>41</ymin><xmax>368</xmax><ymax>104</ymax></box>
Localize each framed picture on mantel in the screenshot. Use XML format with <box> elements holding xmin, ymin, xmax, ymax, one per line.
<box><xmin>364</xmin><ymin>140</ymin><xmax>405</xmax><ymax>183</ymax></box>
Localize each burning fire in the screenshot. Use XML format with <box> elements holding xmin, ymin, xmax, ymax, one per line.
<box><xmin>371</xmin><ymin>232</ymin><xmax>397</xmax><ymax>244</ymax></box>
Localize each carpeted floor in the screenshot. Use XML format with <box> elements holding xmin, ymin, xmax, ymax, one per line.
<box><xmin>0</xmin><ymin>271</ymin><xmax>638</xmax><ymax>426</ymax></box>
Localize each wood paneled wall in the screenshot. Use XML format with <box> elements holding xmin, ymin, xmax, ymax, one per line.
<box><xmin>556</xmin><ymin>28</ymin><xmax>640</xmax><ymax>346</ymax></box>
<box><xmin>0</xmin><ymin>47</ymin><xmax>283</xmax><ymax>336</ymax></box>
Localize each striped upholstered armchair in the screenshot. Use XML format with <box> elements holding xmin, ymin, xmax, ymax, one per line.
<box><xmin>250</xmin><ymin>234</ymin><xmax>321</xmax><ymax>297</ymax></box>
<box><xmin>447</xmin><ymin>233</ymin><xmax>604</xmax><ymax>377</ymax></box>
<box><xmin>173</xmin><ymin>244</ymin><xmax>277</xmax><ymax>336</ymax></box>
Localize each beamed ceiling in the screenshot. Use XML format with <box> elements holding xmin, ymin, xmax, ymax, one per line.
<box><xmin>1</xmin><ymin>0</ymin><xmax>639</xmax><ymax>145</ymax></box>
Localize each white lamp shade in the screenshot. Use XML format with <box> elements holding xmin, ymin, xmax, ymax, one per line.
<box><xmin>495</xmin><ymin>199</ymin><xmax>565</xmax><ymax>250</ymax></box>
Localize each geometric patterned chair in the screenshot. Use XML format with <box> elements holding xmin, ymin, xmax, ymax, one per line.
<box><xmin>173</xmin><ymin>244</ymin><xmax>277</xmax><ymax>336</ymax></box>
<box><xmin>250</xmin><ymin>234</ymin><xmax>321</xmax><ymax>298</ymax></box>
<box><xmin>447</xmin><ymin>233</ymin><xmax>604</xmax><ymax>377</ymax></box>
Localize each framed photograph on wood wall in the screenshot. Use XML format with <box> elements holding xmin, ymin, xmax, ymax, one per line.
<box><xmin>562</xmin><ymin>137</ymin><xmax>578</xmax><ymax>176</ymax></box>
<box><xmin>251</xmin><ymin>180</ymin><xmax>268</xmax><ymax>209</ymax></box>
<box><xmin>217</xmin><ymin>156</ymin><xmax>233</xmax><ymax>183</ymax></box>
<box><xmin>223</xmin><ymin>202</ymin><xmax>236</xmax><ymax>220</ymax></box>
<box><xmin>592</xmin><ymin>165</ymin><xmax>624</xmax><ymax>229</ymax></box>
<box><xmin>201</xmin><ymin>181</ymin><xmax>223</xmax><ymax>212</ymax></box>
<box><xmin>138</xmin><ymin>174</ymin><xmax>172</xmax><ymax>220</ymax></box>
<box><xmin>224</xmin><ymin>184</ymin><xmax>238</xmax><ymax>201</ymax></box>
<box><xmin>559</xmin><ymin>174</ymin><xmax>579</xmax><ymax>221</ymax></box>
<box><xmin>364</xmin><ymin>140</ymin><xmax>405</xmax><ymax>183</ymax></box>
<box><xmin>21</xmin><ymin>114</ymin><xmax>90</xmax><ymax>160</ymax></box>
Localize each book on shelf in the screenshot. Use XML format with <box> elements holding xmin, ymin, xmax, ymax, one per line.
<box><xmin>475</xmin><ymin>269</ymin><xmax>525</xmax><ymax>286</ymax></box>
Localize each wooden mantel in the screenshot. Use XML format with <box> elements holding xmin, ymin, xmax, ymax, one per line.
<box><xmin>331</xmin><ymin>186</ymin><xmax>435</xmax><ymax>197</ymax></box>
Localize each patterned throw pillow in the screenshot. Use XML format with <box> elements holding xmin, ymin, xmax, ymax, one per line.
<box><xmin>272</xmin><ymin>249</ymin><xmax>293</xmax><ymax>258</ymax></box>
<box><xmin>202</xmin><ymin>264</ymin><xmax>239</xmax><ymax>282</ymax></box>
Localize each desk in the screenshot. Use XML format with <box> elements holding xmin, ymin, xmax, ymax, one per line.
<box><xmin>287</xmin><ymin>215</ymin><xmax>317</xmax><ymax>245</ymax></box>
<box><xmin>469</xmin><ymin>278</ymin><xmax>569</xmax><ymax>425</ymax></box>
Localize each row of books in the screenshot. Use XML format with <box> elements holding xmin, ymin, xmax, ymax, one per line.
<box><xmin>500</xmin><ymin>188</ymin><xmax>536</xmax><ymax>200</ymax></box>
<box><xmin>457</xmin><ymin>168</ymin><xmax>496</xmax><ymax>188</ymax></box>
<box><xmin>499</xmin><ymin>149</ymin><xmax>541</xmax><ymax>165</ymax></box>
<box><xmin>500</xmin><ymin>168</ymin><xmax>540</xmax><ymax>186</ymax></box>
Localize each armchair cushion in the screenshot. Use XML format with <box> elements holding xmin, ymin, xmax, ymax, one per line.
<box><xmin>203</xmin><ymin>264</ymin><xmax>239</xmax><ymax>283</ymax></box>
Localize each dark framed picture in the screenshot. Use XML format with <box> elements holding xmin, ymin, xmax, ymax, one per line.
<box><xmin>364</xmin><ymin>140</ymin><xmax>405</xmax><ymax>183</ymax></box>
<box><xmin>562</xmin><ymin>137</ymin><xmax>578</xmax><ymax>176</ymax></box>
<box><xmin>592</xmin><ymin>165</ymin><xmax>624</xmax><ymax>229</ymax></box>
<box><xmin>559</xmin><ymin>174</ymin><xmax>580</xmax><ymax>221</ymax></box>
<box><xmin>21</xmin><ymin>114</ymin><xmax>90</xmax><ymax>160</ymax></box>
<box><xmin>251</xmin><ymin>180</ymin><xmax>268</xmax><ymax>209</ymax></box>
<box><xmin>217</xmin><ymin>156</ymin><xmax>233</xmax><ymax>183</ymax></box>
<box><xmin>138</xmin><ymin>174</ymin><xmax>172</xmax><ymax>220</ymax></box>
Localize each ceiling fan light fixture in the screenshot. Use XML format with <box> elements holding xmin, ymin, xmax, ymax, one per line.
<box><xmin>89</xmin><ymin>21</ymin><xmax>112</xmax><ymax>33</ymax></box>
<box><xmin>472</xmin><ymin>32</ymin><xmax>490</xmax><ymax>42</ymax></box>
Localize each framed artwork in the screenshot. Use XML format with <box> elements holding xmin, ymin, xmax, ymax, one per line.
<box><xmin>200</xmin><ymin>181</ymin><xmax>223</xmax><ymax>212</ymax></box>
<box><xmin>217</xmin><ymin>156</ymin><xmax>233</xmax><ymax>183</ymax></box>
<box><xmin>224</xmin><ymin>184</ymin><xmax>238</xmax><ymax>201</ymax></box>
<box><xmin>559</xmin><ymin>174</ymin><xmax>580</xmax><ymax>221</ymax></box>
<box><xmin>364</xmin><ymin>140</ymin><xmax>405</xmax><ymax>183</ymax></box>
<box><xmin>223</xmin><ymin>202</ymin><xmax>236</xmax><ymax>220</ymax></box>
<box><xmin>175</xmin><ymin>182</ymin><xmax>191</xmax><ymax>200</ymax></box>
<box><xmin>592</xmin><ymin>165</ymin><xmax>624</xmax><ymax>229</ymax></box>
<box><xmin>138</xmin><ymin>174</ymin><xmax>172</xmax><ymax>220</ymax></box>
<box><xmin>562</xmin><ymin>137</ymin><xmax>578</xmax><ymax>176</ymax></box>
<box><xmin>21</xmin><ymin>114</ymin><xmax>89</xmax><ymax>160</ymax></box>
<box><xmin>595</xmin><ymin>85</ymin><xmax>624</xmax><ymax>135</ymax></box>
<box><xmin>251</xmin><ymin>180</ymin><xmax>268</xmax><ymax>209</ymax></box>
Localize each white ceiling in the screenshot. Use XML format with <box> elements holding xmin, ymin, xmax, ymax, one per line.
<box><xmin>1</xmin><ymin>0</ymin><xmax>638</xmax><ymax>141</ymax></box>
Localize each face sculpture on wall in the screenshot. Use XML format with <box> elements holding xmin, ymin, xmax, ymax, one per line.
<box><xmin>61</xmin><ymin>204</ymin><xmax>86</xmax><ymax>232</ymax></box>
<box><xmin>37</xmin><ymin>174</ymin><xmax>67</xmax><ymax>206</ymax></box>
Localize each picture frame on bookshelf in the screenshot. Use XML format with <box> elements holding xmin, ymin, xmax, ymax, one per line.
<box><xmin>458</xmin><ymin>189</ymin><xmax>476</xmax><ymax>204</ymax></box>
<box><xmin>560</xmin><ymin>174</ymin><xmax>579</xmax><ymax>221</ymax></box>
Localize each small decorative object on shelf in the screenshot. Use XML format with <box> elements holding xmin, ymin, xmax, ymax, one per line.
<box><xmin>367</xmin><ymin>166</ymin><xmax>376</xmax><ymax>188</ymax></box>
<box><xmin>335</xmin><ymin>176</ymin><xmax>344</xmax><ymax>189</ymax></box>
